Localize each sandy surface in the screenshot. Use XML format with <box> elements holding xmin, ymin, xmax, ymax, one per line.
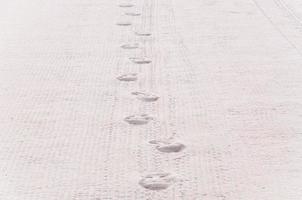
<box><xmin>1</xmin><ymin>0</ymin><xmax>302</xmax><ymax>199</ymax></box>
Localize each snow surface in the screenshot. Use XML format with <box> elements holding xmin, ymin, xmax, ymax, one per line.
<box><xmin>0</xmin><ymin>0</ymin><xmax>302</xmax><ymax>199</ymax></box>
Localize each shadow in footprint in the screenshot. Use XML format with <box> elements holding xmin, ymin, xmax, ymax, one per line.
<box><xmin>121</xmin><ymin>43</ymin><xmax>139</xmax><ymax>49</ymax></box>
<box><xmin>125</xmin><ymin>12</ymin><xmax>141</xmax><ymax>16</ymax></box>
<box><xmin>135</xmin><ymin>32</ymin><xmax>152</xmax><ymax>36</ymax></box>
<box><xmin>132</xmin><ymin>91</ymin><xmax>159</xmax><ymax>102</ymax></box>
<box><xmin>149</xmin><ymin>138</ymin><xmax>186</xmax><ymax>153</ymax></box>
<box><xmin>124</xmin><ymin>114</ymin><xmax>153</xmax><ymax>125</ymax></box>
<box><xmin>119</xmin><ymin>3</ymin><xmax>134</xmax><ymax>8</ymax></box>
<box><xmin>139</xmin><ymin>173</ymin><xmax>176</xmax><ymax>190</ymax></box>
<box><xmin>117</xmin><ymin>73</ymin><xmax>138</xmax><ymax>82</ymax></box>
<box><xmin>116</xmin><ymin>22</ymin><xmax>132</xmax><ymax>26</ymax></box>
<box><xmin>129</xmin><ymin>57</ymin><xmax>152</xmax><ymax>64</ymax></box>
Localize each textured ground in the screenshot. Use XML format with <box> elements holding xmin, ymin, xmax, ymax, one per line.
<box><xmin>1</xmin><ymin>0</ymin><xmax>302</xmax><ymax>199</ymax></box>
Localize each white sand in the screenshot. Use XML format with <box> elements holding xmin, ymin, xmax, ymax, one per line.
<box><xmin>0</xmin><ymin>0</ymin><xmax>302</xmax><ymax>199</ymax></box>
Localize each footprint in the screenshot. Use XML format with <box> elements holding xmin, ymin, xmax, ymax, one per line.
<box><xmin>125</xmin><ymin>12</ymin><xmax>141</xmax><ymax>16</ymax></box>
<box><xmin>117</xmin><ymin>73</ymin><xmax>138</xmax><ymax>82</ymax></box>
<box><xmin>149</xmin><ymin>138</ymin><xmax>186</xmax><ymax>153</ymax></box>
<box><xmin>116</xmin><ymin>22</ymin><xmax>132</xmax><ymax>26</ymax></box>
<box><xmin>129</xmin><ymin>57</ymin><xmax>152</xmax><ymax>64</ymax></box>
<box><xmin>119</xmin><ymin>3</ymin><xmax>134</xmax><ymax>8</ymax></box>
<box><xmin>132</xmin><ymin>92</ymin><xmax>159</xmax><ymax>102</ymax></box>
<box><xmin>139</xmin><ymin>173</ymin><xmax>176</xmax><ymax>190</ymax></box>
<box><xmin>124</xmin><ymin>114</ymin><xmax>153</xmax><ymax>125</ymax></box>
<box><xmin>156</xmin><ymin>142</ymin><xmax>186</xmax><ymax>153</ymax></box>
<box><xmin>121</xmin><ymin>43</ymin><xmax>139</xmax><ymax>49</ymax></box>
<box><xmin>135</xmin><ymin>32</ymin><xmax>152</xmax><ymax>36</ymax></box>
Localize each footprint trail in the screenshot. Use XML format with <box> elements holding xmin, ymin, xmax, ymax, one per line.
<box><xmin>129</xmin><ymin>57</ymin><xmax>152</xmax><ymax>64</ymax></box>
<box><xmin>149</xmin><ymin>137</ymin><xmax>186</xmax><ymax>153</ymax></box>
<box><xmin>132</xmin><ymin>91</ymin><xmax>159</xmax><ymax>102</ymax></box>
<box><xmin>125</xmin><ymin>12</ymin><xmax>141</xmax><ymax>16</ymax></box>
<box><xmin>124</xmin><ymin>114</ymin><xmax>153</xmax><ymax>125</ymax></box>
<box><xmin>116</xmin><ymin>21</ymin><xmax>132</xmax><ymax>26</ymax></box>
<box><xmin>121</xmin><ymin>43</ymin><xmax>140</xmax><ymax>49</ymax></box>
<box><xmin>119</xmin><ymin>3</ymin><xmax>134</xmax><ymax>8</ymax></box>
<box><xmin>135</xmin><ymin>32</ymin><xmax>152</xmax><ymax>36</ymax></box>
<box><xmin>139</xmin><ymin>173</ymin><xmax>176</xmax><ymax>190</ymax></box>
<box><xmin>117</xmin><ymin>73</ymin><xmax>138</xmax><ymax>82</ymax></box>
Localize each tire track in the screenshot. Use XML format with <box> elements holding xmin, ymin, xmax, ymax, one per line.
<box><xmin>251</xmin><ymin>0</ymin><xmax>302</xmax><ymax>57</ymax></box>
<box><xmin>275</xmin><ymin>0</ymin><xmax>302</xmax><ymax>26</ymax></box>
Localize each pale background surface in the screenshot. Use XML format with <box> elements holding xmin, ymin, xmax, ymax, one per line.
<box><xmin>0</xmin><ymin>0</ymin><xmax>302</xmax><ymax>199</ymax></box>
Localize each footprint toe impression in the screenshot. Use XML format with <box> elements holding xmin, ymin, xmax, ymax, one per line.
<box><xmin>124</xmin><ymin>114</ymin><xmax>153</xmax><ymax>125</ymax></box>
<box><xmin>139</xmin><ymin>173</ymin><xmax>175</xmax><ymax>190</ymax></box>
<box><xmin>132</xmin><ymin>92</ymin><xmax>159</xmax><ymax>102</ymax></box>
<box><xmin>119</xmin><ymin>3</ymin><xmax>134</xmax><ymax>8</ymax></box>
<box><xmin>121</xmin><ymin>43</ymin><xmax>139</xmax><ymax>49</ymax></box>
<box><xmin>129</xmin><ymin>57</ymin><xmax>152</xmax><ymax>64</ymax></box>
<box><xmin>117</xmin><ymin>73</ymin><xmax>137</xmax><ymax>82</ymax></box>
